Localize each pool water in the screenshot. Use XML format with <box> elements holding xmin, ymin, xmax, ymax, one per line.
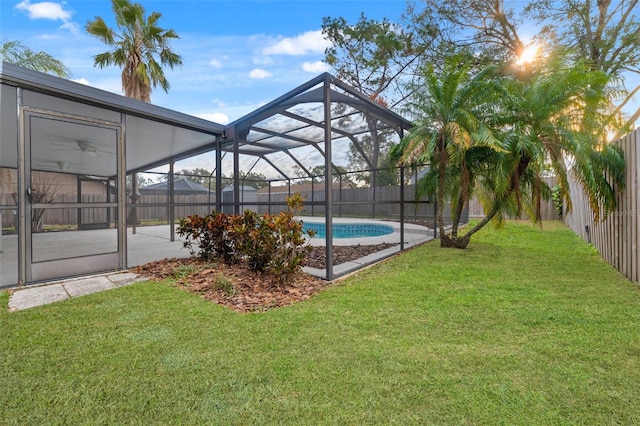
<box><xmin>303</xmin><ymin>222</ymin><xmax>394</xmax><ymax>239</ymax></box>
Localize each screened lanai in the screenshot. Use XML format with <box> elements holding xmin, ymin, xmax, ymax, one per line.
<box><xmin>1</xmin><ymin>62</ymin><xmax>443</xmax><ymax>288</ymax></box>
<box><xmin>0</xmin><ymin>61</ymin><xmax>224</xmax><ymax>287</ymax></box>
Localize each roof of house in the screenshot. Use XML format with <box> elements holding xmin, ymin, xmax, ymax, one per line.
<box><xmin>257</xmin><ymin>182</ymin><xmax>353</xmax><ymax>194</ymax></box>
<box><xmin>222</xmin><ymin>185</ymin><xmax>258</xmax><ymax>192</ymax></box>
<box><xmin>140</xmin><ymin>177</ymin><xmax>211</xmax><ymax>194</ymax></box>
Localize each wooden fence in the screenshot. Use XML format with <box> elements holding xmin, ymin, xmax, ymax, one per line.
<box><xmin>468</xmin><ymin>177</ymin><xmax>561</xmax><ymax>220</ymax></box>
<box><xmin>0</xmin><ymin>194</ymin><xmax>216</xmax><ymax>228</ymax></box>
<box><xmin>565</xmin><ymin>128</ymin><xmax>640</xmax><ymax>282</ymax></box>
<box><xmin>256</xmin><ymin>184</ymin><xmax>452</xmax><ymax>222</ymax></box>
<box><xmin>2</xmin><ymin>184</ymin><xmax>462</xmax><ymax>228</ymax></box>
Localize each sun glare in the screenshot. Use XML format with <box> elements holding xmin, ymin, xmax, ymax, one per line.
<box><xmin>517</xmin><ymin>44</ymin><xmax>540</xmax><ymax>66</ymax></box>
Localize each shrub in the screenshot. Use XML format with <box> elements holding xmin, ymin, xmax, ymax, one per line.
<box><xmin>552</xmin><ymin>185</ymin><xmax>563</xmax><ymax>217</ymax></box>
<box><xmin>177</xmin><ymin>212</ymin><xmax>237</xmax><ymax>264</ymax></box>
<box><xmin>177</xmin><ymin>194</ymin><xmax>315</xmax><ymax>285</ymax></box>
<box><xmin>266</xmin><ymin>207</ymin><xmax>312</xmax><ymax>285</ymax></box>
<box><xmin>231</xmin><ymin>210</ymin><xmax>273</xmax><ymax>273</ymax></box>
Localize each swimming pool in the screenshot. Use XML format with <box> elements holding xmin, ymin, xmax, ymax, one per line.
<box><xmin>303</xmin><ymin>222</ymin><xmax>394</xmax><ymax>239</ymax></box>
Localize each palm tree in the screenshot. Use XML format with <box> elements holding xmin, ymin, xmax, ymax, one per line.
<box><xmin>0</xmin><ymin>39</ymin><xmax>70</xmax><ymax>77</ymax></box>
<box><xmin>1</xmin><ymin>40</ymin><xmax>71</xmax><ymax>199</ymax></box>
<box><xmin>393</xmin><ymin>55</ymin><xmax>504</xmax><ymax>248</ymax></box>
<box><xmin>85</xmin><ymin>0</ymin><xmax>182</xmax><ymax>102</ymax></box>
<box><xmin>395</xmin><ymin>53</ymin><xmax>625</xmax><ymax>249</ymax></box>
<box><xmin>494</xmin><ymin>57</ymin><xmax>625</xmax><ymax>225</ymax></box>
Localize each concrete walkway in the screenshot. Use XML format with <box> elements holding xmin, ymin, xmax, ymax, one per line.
<box><xmin>7</xmin><ymin>272</ymin><xmax>147</xmax><ymax>312</ymax></box>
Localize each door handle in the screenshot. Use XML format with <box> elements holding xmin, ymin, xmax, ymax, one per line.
<box><xmin>26</xmin><ymin>187</ymin><xmax>32</xmax><ymax>203</ymax></box>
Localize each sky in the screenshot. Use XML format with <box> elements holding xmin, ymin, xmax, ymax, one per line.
<box><xmin>2</xmin><ymin>0</ymin><xmax>637</xmax><ymax>179</ymax></box>
<box><xmin>0</xmin><ymin>0</ymin><xmax>409</xmax><ymax>124</ymax></box>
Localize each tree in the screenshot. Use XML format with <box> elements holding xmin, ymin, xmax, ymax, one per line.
<box><xmin>240</xmin><ymin>171</ymin><xmax>269</xmax><ymax>189</ymax></box>
<box><xmin>322</xmin><ymin>13</ymin><xmax>434</xmax><ymax>187</ymax></box>
<box><xmin>493</xmin><ymin>55</ymin><xmax>625</xmax><ymax>225</ymax></box>
<box><xmin>413</xmin><ymin>0</ymin><xmax>639</xmax><ymax>136</ymax></box>
<box><xmin>394</xmin><ymin>52</ymin><xmax>625</xmax><ymax>249</ymax></box>
<box><xmin>85</xmin><ymin>0</ymin><xmax>182</xmax><ymax>102</ymax></box>
<box><xmin>174</xmin><ymin>168</ymin><xmax>215</xmax><ymax>188</ymax></box>
<box><xmin>524</xmin><ymin>0</ymin><xmax>640</xmax><ymax>138</ymax></box>
<box><xmin>346</xmin><ymin>128</ymin><xmax>398</xmax><ymax>186</ymax></box>
<box><xmin>289</xmin><ymin>164</ymin><xmax>352</xmax><ymax>185</ymax></box>
<box><xmin>413</xmin><ymin>0</ymin><xmax>526</xmax><ymax>63</ymax></box>
<box><xmin>349</xmin><ymin>137</ymin><xmax>400</xmax><ymax>186</ymax></box>
<box><xmin>392</xmin><ymin>55</ymin><xmax>504</xmax><ymax>248</ymax></box>
<box><xmin>0</xmin><ymin>39</ymin><xmax>70</xmax><ymax>77</ymax></box>
<box><xmin>11</xmin><ymin>172</ymin><xmax>60</xmax><ymax>232</ymax></box>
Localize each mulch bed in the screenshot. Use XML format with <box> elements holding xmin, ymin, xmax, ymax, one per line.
<box><xmin>305</xmin><ymin>243</ymin><xmax>397</xmax><ymax>269</ymax></box>
<box><xmin>130</xmin><ymin>243</ymin><xmax>397</xmax><ymax>313</ymax></box>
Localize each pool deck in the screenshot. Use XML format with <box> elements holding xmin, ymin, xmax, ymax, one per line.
<box><xmin>298</xmin><ymin>217</ymin><xmax>433</xmax><ymax>246</ymax></box>
<box><xmin>299</xmin><ymin>217</ymin><xmax>434</xmax><ymax>277</ymax></box>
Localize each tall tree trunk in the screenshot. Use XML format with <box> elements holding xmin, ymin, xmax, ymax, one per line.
<box><xmin>365</xmin><ymin>116</ymin><xmax>380</xmax><ymax>189</ymax></box>
<box><xmin>437</xmin><ymin>137</ymin><xmax>448</xmax><ymax>247</ymax></box>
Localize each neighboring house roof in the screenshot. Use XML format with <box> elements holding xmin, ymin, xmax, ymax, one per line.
<box><xmin>257</xmin><ymin>182</ymin><xmax>353</xmax><ymax>194</ymax></box>
<box><xmin>410</xmin><ymin>166</ymin><xmax>430</xmax><ymax>184</ymax></box>
<box><xmin>222</xmin><ymin>185</ymin><xmax>258</xmax><ymax>192</ymax></box>
<box><xmin>140</xmin><ymin>177</ymin><xmax>211</xmax><ymax>194</ymax></box>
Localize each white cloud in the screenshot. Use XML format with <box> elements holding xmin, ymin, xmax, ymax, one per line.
<box><xmin>263</xmin><ymin>30</ymin><xmax>331</xmax><ymax>56</ymax></box>
<box><xmin>249</xmin><ymin>68</ymin><xmax>273</xmax><ymax>79</ymax></box>
<box><xmin>59</xmin><ymin>21</ymin><xmax>80</xmax><ymax>34</ymax></box>
<box><xmin>302</xmin><ymin>61</ymin><xmax>331</xmax><ymax>74</ymax></box>
<box><xmin>208</xmin><ymin>58</ymin><xmax>223</xmax><ymax>68</ymax></box>
<box><xmin>71</xmin><ymin>77</ymin><xmax>90</xmax><ymax>86</ymax></box>
<box><xmin>15</xmin><ymin>0</ymin><xmax>71</xmax><ymax>21</ymax></box>
<box><xmin>196</xmin><ymin>112</ymin><xmax>230</xmax><ymax>125</ymax></box>
<box><xmin>16</xmin><ymin>0</ymin><xmax>80</xmax><ymax>34</ymax></box>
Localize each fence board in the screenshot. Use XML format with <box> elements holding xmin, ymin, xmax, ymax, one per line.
<box><xmin>565</xmin><ymin>128</ymin><xmax>640</xmax><ymax>282</ymax></box>
<box><xmin>631</xmin><ymin>132</ymin><xmax>635</xmax><ymax>279</ymax></box>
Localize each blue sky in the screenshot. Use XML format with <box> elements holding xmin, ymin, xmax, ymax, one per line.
<box><xmin>0</xmin><ymin>0</ymin><xmax>409</xmax><ymax>124</ymax></box>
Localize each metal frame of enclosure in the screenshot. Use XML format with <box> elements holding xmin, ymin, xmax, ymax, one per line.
<box><xmin>0</xmin><ymin>61</ymin><xmax>224</xmax><ymax>287</ymax></box>
<box><xmin>1</xmin><ymin>62</ymin><xmax>439</xmax><ymax>288</ymax></box>
<box><xmin>221</xmin><ymin>73</ymin><xmax>414</xmax><ymax>279</ymax></box>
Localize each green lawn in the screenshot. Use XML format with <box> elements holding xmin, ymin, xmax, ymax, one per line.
<box><xmin>2</xmin><ymin>221</ymin><xmax>639</xmax><ymax>424</ymax></box>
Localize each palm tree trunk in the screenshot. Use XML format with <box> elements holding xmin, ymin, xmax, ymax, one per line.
<box><xmin>451</xmin><ymin>191</ymin><xmax>466</xmax><ymax>239</ymax></box>
<box><xmin>455</xmin><ymin>203</ymin><xmax>501</xmax><ymax>248</ymax></box>
<box><xmin>450</xmin><ymin>159</ymin><xmax>470</xmax><ymax>239</ymax></box>
<box><xmin>437</xmin><ymin>139</ymin><xmax>448</xmax><ymax>247</ymax></box>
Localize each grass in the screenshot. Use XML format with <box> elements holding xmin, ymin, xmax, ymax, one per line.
<box><xmin>1</xmin><ymin>221</ymin><xmax>639</xmax><ymax>424</ymax></box>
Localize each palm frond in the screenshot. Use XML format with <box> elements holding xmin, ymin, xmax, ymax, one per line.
<box><xmin>86</xmin><ymin>0</ymin><xmax>183</xmax><ymax>101</ymax></box>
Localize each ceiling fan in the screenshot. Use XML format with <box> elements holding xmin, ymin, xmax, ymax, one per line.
<box><xmin>34</xmin><ymin>160</ymin><xmax>92</xmax><ymax>173</ymax></box>
<box><xmin>52</xmin><ymin>140</ymin><xmax>115</xmax><ymax>157</ymax></box>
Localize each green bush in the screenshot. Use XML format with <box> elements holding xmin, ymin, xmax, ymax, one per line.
<box><xmin>178</xmin><ymin>212</ymin><xmax>238</xmax><ymax>264</ymax></box>
<box><xmin>552</xmin><ymin>185</ymin><xmax>563</xmax><ymax>217</ymax></box>
<box><xmin>177</xmin><ymin>194</ymin><xmax>315</xmax><ymax>284</ymax></box>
